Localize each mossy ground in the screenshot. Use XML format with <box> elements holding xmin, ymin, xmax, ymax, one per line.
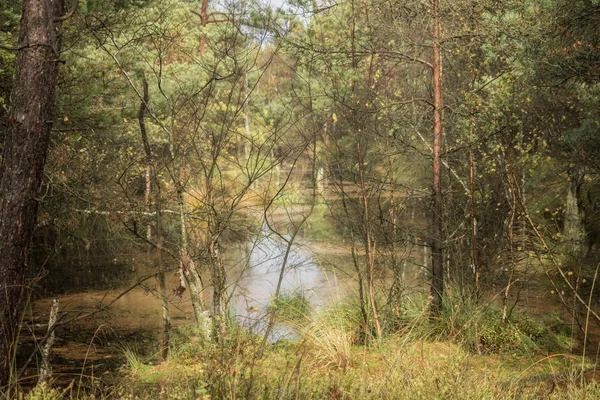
<box><xmin>18</xmin><ymin>296</ymin><xmax>600</xmax><ymax>400</ymax></box>
<box><xmin>113</xmin><ymin>333</ymin><xmax>597</xmax><ymax>400</ymax></box>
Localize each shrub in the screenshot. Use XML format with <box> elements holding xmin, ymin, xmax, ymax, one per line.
<box><xmin>267</xmin><ymin>290</ymin><xmax>312</xmax><ymax>323</ymax></box>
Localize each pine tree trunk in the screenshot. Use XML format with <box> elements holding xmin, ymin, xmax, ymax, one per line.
<box><xmin>430</xmin><ymin>0</ymin><xmax>444</xmax><ymax>317</ymax></box>
<box><xmin>0</xmin><ymin>0</ymin><xmax>63</xmax><ymax>389</ymax></box>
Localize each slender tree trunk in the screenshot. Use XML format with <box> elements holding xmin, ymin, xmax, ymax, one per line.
<box><xmin>198</xmin><ymin>0</ymin><xmax>209</xmax><ymax>53</ymax></box>
<box><xmin>38</xmin><ymin>298</ymin><xmax>59</xmax><ymax>385</ymax></box>
<box><xmin>502</xmin><ymin>172</ymin><xmax>517</xmax><ymax>322</ymax></box>
<box><xmin>200</xmin><ymin>0</ymin><xmax>209</xmax><ymax>26</ymax></box>
<box><xmin>155</xmin><ymin>210</ymin><xmax>170</xmax><ymax>359</ymax></box>
<box><xmin>0</xmin><ymin>0</ymin><xmax>64</xmax><ymax>389</ymax></box>
<box><xmin>145</xmin><ymin>166</ymin><xmax>152</xmax><ymax>245</ymax></box>
<box><xmin>349</xmin><ymin>0</ymin><xmax>382</xmax><ymax>338</ymax></box>
<box><xmin>139</xmin><ymin>81</ymin><xmax>153</xmax><ymax>249</ymax></box>
<box><xmin>563</xmin><ymin>170</ymin><xmax>585</xmax><ymax>255</ymax></box>
<box><xmin>354</xmin><ymin>134</ymin><xmax>382</xmax><ymax>338</ymax></box>
<box><xmin>168</xmin><ymin>135</ymin><xmax>207</xmax><ymax>336</ymax></box>
<box><xmin>469</xmin><ymin>122</ymin><xmax>479</xmax><ymax>300</ymax></box>
<box><xmin>430</xmin><ymin>0</ymin><xmax>444</xmax><ymax>317</ymax></box>
<box><xmin>338</xmin><ymin>176</ymin><xmax>369</xmax><ymax>334</ymax></box>
<box><xmin>138</xmin><ymin>77</ymin><xmax>170</xmax><ymax>359</ymax></box>
<box><xmin>242</xmin><ymin>71</ymin><xmax>251</xmax><ymax>159</ymax></box>
<box><xmin>209</xmin><ymin>234</ymin><xmax>226</xmax><ymax>340</ymax></box>
<box><xmin>140</xmin><ymin>78</ymin><xmax>153</xmax><ymax>256</ymax></box>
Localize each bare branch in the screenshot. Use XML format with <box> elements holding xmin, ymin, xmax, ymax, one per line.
<box><xmin>54</xmin><ymin>0</ymin><xmax>79</xmax><ymax>22</ymax></box>
<box><xmin>413</xmin><ymin>129</ymin><xmax>468</xmax><ymax>192</ymax></box>
<box><xmin>0</xmin><ymin>43</ymin><xmax>22</xmax><ymax>51</ymax></box>
<box><xmin>381</xmin><ymin>50</ymin><xmax>433</xmax><ymax>69</ymax></box>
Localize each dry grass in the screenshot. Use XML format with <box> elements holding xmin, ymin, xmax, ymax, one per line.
<box><xmin>15</xmin><ymin>299</ymin><xmax>600</xmax><ymax>400</ymax></box>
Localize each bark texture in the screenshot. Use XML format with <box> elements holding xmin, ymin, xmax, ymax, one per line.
<box><xmin>430</xmin><ymin>0</ymin><xmax>444</xmax><ymax>316</ymax></box>
<box><xmin>0</xmin><ymin>0</ymin><xmax>63</xmax><ymax>389</ymax></box>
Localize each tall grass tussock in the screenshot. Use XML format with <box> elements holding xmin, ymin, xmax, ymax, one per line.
<box><xmin>15</xmin><ymin>292</ymin><xmax>600</xmax><ymax>399</ymax></box>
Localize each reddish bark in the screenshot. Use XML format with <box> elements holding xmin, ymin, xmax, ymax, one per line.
<box><xmin>0</xmin><ymin>0</ymin><xmax>63</xmax><ymax>389</ymax></box>
<box><xmin>430</xmin><ymin>0</ymin><xmax>444</xmax><ymax>316</ymax></box>
<box><xmin>200</xmin><ymin>0</ymin><xmax>209</xmax><ymax>27</ymax></box>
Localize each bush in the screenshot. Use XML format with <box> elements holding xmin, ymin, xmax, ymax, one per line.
<box><xmin>401</xmin><ymin>292</ymin><xmax>572</xmax><ymax>355</ymax></box>
<box><xmin>267</xmin><ymin>290</ymin><xmax>312</xmax><ymax>323</ymax></box>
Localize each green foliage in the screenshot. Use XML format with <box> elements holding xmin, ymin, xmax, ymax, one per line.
<box><xmin>402</xmin><ymin>293</ymin><xmax>573</xmax><ymax>356</ymax></box>
<box><xmin>268</xmin><ymin>290</ymin><xmax>312</xmax><ymax>323</ymax></box>
<box><xmin>23</xmin><ymin>384</ymin><xmax>64</xmax><ymax>400</ymax></box>
<box><xmin>110</xmin><ymin>297</ymin><xmax>594</xmax><ymax>400</ymax></box>
<box><xmin>0</xmin><ymin>0</ymin><xmax>18</xmax><ymax>115</ymax></box>
<box><xmin>10</xmin><ymin>0</ymin><xmax>600</xmax><ymax>396</ymax></box>
<box><xmin>79</xmin><ymin>0</ymin><xmax>153</xmax><ymax>13</ymax></box>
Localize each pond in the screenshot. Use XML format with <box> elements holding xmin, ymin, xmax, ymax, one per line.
<box><xmin>20</xmin><ymin>223</ymin><xmax>350</xmax><ymax>385</ymax></box>
<box><xmin>230</xmin><ymin>225</ymin><xmax>343</xmax><ymax>341</ymax></box>
<box><xmin>21</xmin><ymin>215</ymin><xmax>600</xmax><ymax>386</ymax></box>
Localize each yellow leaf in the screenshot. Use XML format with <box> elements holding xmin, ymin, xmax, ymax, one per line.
<box><xmin>332</xmin><ymin>113</ymin><xmax>338</xmax><ymax>124</ymax></box>
<box><xmin>63</xmin><ymin>116</ymin><xmax>68</xmax><ymax>122</ymax></box>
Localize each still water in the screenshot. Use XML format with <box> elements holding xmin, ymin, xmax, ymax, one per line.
<box><xmin>22</xmin><ymin>226</ymin><xmax>347</xmax><ymax>382</ymax></box>
<box><xmin>36</xmin><ymin>227</ymin><xmax>344</xmax><ymax>328</ymax></box>
<box><xmin>230</xmin><ymin>227</ymin><xmax>342</xmax><ymax>340</ymax></box>
<box><xmin>23</xmin><ymin>219</ymin><xmax>600</xmax><ymax>384</ymax></box>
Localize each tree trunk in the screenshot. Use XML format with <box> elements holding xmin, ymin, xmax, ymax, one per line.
<box><xmin>469</xmin><ymin>125</ymin><xmax>479</xmax><ymax>300</ymax></box>
<box><xmin>37</xmin><ymin>298</ymin><xmax>59</xmax><ymax>385</ymax></box>
<box><xmin>430</xmin><ymin>0</ymin><xmax>444</xmax><ymax>317</ymax></box>
<box><xmin>155</xmin><ymin>211</ymin><xmax>171</xmax><ymax>359</ymax></box>
<box><xmin>138</xmin><ymin>77</ymin><xmax>170</xmax><ymax>359</ymax></box>
<box><xmin>200</xmin><ymin>0</ymin><xmax>209</xmax><ymax>26</ymax></box>
<box><xmin>242</xmin><ymin>70</ymin><xmax>251</xmax><ymax>159</ymax></box>
<box><xmin>0</xmin><ymin>0</ymin><xmax>63</xmax><ymax>389</ymax></box>
<box><xmin>563</xmin><ymin>170</ymin><xmax>585</xmax><ymax>256</ymax></box>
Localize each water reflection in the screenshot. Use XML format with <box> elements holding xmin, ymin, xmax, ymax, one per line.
<box><xmin>32</xmin><ymin>226</ymin><xmax>342</xmax><ymax>343</ymax></box>
<box><xmin>31</xmin><ymin>255</ymin><xmax>150</xmax><ymax>298</ymax></box>
<box><xmin>230</xmin><ymin>228</ymin><xmax>336</xmax><ymax>341</ymax></box>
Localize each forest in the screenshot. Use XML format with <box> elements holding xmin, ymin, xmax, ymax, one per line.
<box><xmin>1</xmin><ymin>0</ymin><xmax>600</xmax><ymax>398</ymax></box>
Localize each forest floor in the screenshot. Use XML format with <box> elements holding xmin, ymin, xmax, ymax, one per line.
<box><xmin>17</xmin><ymin>295</ymin><xmax>600</xmax><ymax>400</ymax></box>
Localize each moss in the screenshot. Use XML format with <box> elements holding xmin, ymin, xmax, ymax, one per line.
<box><xmin>109</xmin><ymin>298</ymin><xmax>592</xmax><ymax>400</ymax></box>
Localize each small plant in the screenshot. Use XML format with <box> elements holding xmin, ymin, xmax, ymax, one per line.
<box><xmin>299</xmin><ymin>301</ymin><xmax>366</xmax><ymax>369</ymax></box>
<box><xmin>24</xmin><ymin>383</ymin><xmax>65</xmax><ymax>400</ymax></box>
<box><xmin>268</xmin><ymin>290</ymin><xmax>312</xmax><ymax>323</ymax></box>
<box><xmin>399</xmin><ymin>291</ymin><xmax>573</xmax><ymax>355</ymax></box>
<box><xmin>122</xmin><ymin>346</ymin><xmax>146</xmax><ymax>375</ymax></box>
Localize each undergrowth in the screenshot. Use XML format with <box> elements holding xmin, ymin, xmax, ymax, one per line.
<box><xmin>400</xmin><ymin>292</ymin><xmax>574</xmax><ymax>355</ymax></box>
<box><xmin>267</xmin><ymin>290</ymin><xmax>312</xmax><ymax>323</ymax></box>
<box><xmin>14</xmin><ymin>293</ymin><xmax>599</xmax><ymax>399</ymax></box>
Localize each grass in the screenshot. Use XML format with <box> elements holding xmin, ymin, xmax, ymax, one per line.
<box><xmin>399</xmin><ymin>291</ymin><xmax>574</xmax><ymax>356</ymax></box>
<box><xmin>267</xmin><ymin>290</ymin><xmax>312</xmax><ymax>324</ymax></box>
<box><xmin>13</xmin><ymin>294</ymin><xmax>600</xmax><ymax>399</ymax></box>
<box><xmin>110</xmin><ymin>294</ymin><xmax>596</xmax><ymax>399</ymax></box>
<box><xmin>112</xmin><ymin>332</ymin><xmax>598</xmax><ymax>400</ymax></box>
